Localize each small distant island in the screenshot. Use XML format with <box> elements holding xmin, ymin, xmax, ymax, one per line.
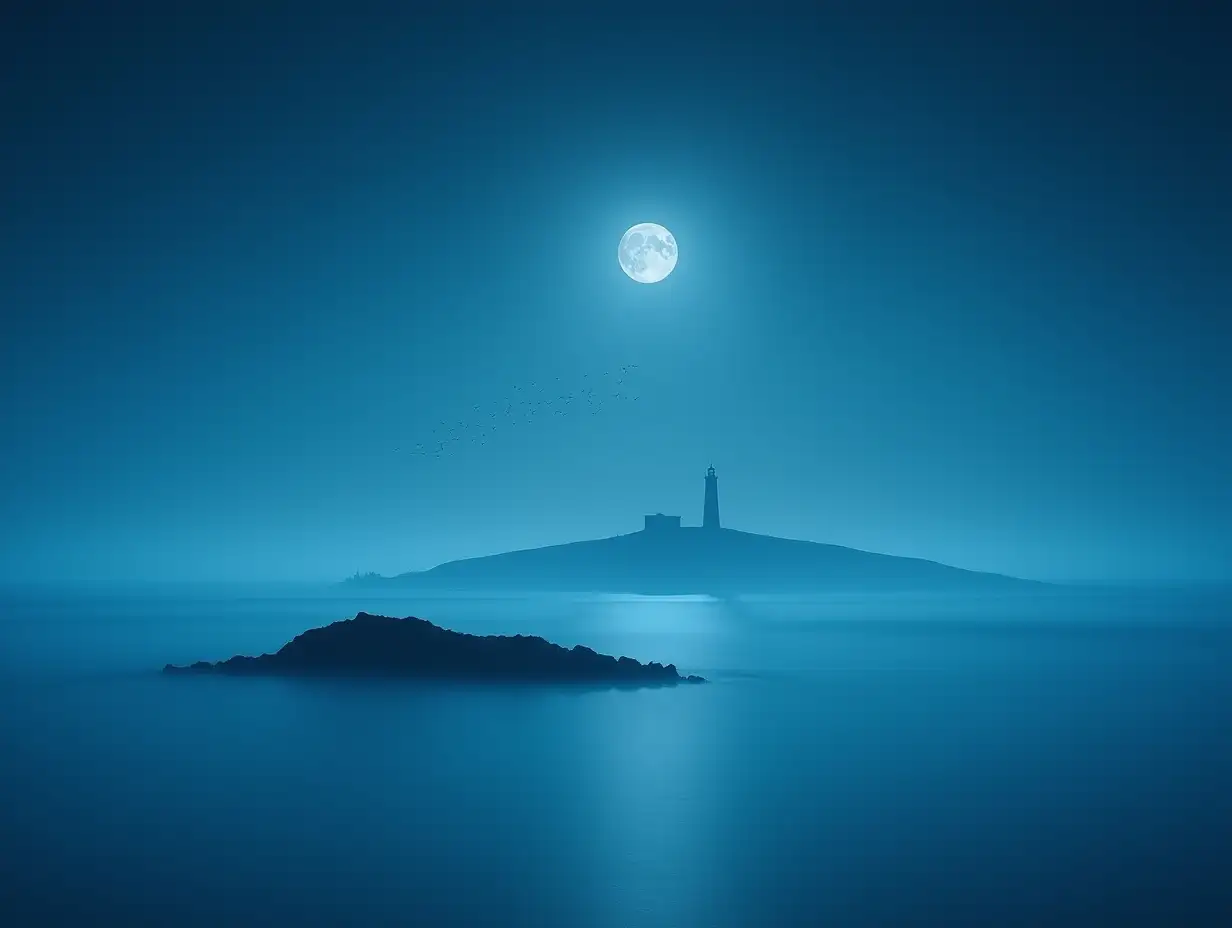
<box><xmin>164</xmin><ymin>612</ymin><xmax>705</xmax><ymax>686</ymax></box>
<box><xmin>346</xmin><ymin>466</ymin><xmax>1048</xmax><ymax>596</ymax></box>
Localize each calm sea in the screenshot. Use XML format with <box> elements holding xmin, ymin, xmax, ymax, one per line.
<box><xmin>1</xmin><ymin>587</ymin><xmax>1230</xmax><ymax>926</ymax></box>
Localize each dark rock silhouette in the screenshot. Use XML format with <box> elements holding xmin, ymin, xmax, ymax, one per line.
<box><xmin>163</xmin><ymin>613</ymin><xmax>705</xmax><ymax>685</ymax></box>
<box><xmin>344</xmin><ymin>527</ymin><xmax>1047</xmax><ymax>596</ymax></box>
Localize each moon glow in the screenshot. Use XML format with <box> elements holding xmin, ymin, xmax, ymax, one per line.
<box><xmin>618</xmin><ymin>223</ymin><xmax>678</xmax><ymax>284</ymax></box>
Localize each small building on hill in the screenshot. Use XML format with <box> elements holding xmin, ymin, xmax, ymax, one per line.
<box><xmin>643</xmin><ymin>512</ymin><xmax>681</xmax><ymax>532</ymax></box>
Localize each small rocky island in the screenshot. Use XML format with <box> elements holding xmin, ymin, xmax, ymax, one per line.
<box><xmin>164</xmin><ymin>612</ymin><xmax>705</xmax><ymax>686</ymax></box>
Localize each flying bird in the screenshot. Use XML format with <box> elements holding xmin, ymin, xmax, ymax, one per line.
<box><xmin>393</xmin><ymin>364</ymin><xmax>645</xmax><ymax>462</ymax></box>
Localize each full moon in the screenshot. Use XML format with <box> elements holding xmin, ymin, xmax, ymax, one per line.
<box><xmin>618</xmin><ymin>222</ymin><xmax>678</xmax><ymax>284</ymax></box>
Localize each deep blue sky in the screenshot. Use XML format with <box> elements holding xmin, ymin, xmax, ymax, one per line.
<box><xmin>1</xmin><ymin>4</ymin><xmax>1228</xmax><ymax>583</ymax></box>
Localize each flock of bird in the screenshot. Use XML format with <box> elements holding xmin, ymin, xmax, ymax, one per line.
<box><xmin>393</xmin><ymin>364</ymin><xmax>642</xmax><ymax>459</ymax></box>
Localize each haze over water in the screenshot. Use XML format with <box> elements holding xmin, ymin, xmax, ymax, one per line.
<box><xmin>2</xmin><ymin>586</ymin><xmax>1230</xmax><ymax>926</ymax></box>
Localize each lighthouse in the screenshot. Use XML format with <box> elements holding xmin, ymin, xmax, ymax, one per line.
<box><xmin>703</xmin><ymin>465</ymin><xmax>721</xmax><ymax>530</ymax></box>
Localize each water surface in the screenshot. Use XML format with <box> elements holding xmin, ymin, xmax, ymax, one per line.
<box><xmin>2</xmin><ymin>588</ymin><xmax>1229</xmax><ymax>926</ymax></box>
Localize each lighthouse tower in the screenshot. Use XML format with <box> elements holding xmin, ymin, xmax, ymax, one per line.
<box><xmin>703</xmin><ymin>465</ymin><xmax>721</xmax><ymax>530</ymax></box>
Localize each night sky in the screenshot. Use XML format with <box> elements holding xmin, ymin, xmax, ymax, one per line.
<box><xmin>1</xmin><ymin>4</ymin><xmax>1228</xmax><ymax>583</ymax></box>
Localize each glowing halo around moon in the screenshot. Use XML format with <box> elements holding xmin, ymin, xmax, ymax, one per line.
<box><xmin>618</xmin><ymin>222</ymin><xmax>678</xmax><ymax>284</ymax></box>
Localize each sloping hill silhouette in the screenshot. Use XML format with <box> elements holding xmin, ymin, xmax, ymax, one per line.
<box><xmin>349</xmin><ymin>527</ymin><xmax>1041</xmax><ymax>595</ymax></box>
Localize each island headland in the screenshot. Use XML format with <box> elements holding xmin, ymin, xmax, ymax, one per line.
<box><xmin>347</xmin><ymin>466</ymin><xmax>1046</xmax><ymax>595</ymax></box>
<box><xmin>163</xmin><ymin>612</ymin><xmax>705</xmax><ymax>686</ymax></box>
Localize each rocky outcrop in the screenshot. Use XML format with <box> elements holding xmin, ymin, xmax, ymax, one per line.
<box><xmin>164</xmin><ymin>612</ymin><xmax>705</xmax><ymax>686</ymax></box>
